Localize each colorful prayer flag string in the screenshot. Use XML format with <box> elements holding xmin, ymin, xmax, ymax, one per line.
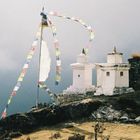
<box><xmin>38</xmin><ymin>10</ymin><xmax>95</xmax><ymax>104</ymax></box>
<box><xmin>38</xmin><ymin>82</ymin><xmax>59</xmax><ymax>105</ymax></box>
<box><xmin>1</xmin><ymin>29</ymin><xmax>40</xmax><ymax>119</ymax></box>
<box><xmin>1</xmin><ymin>10</ymin><xmax>95</xmax><ymax>119</ymax></box>
<box><xmin>48</xmin><ymin>11</ymin><xmax>95</xmax><ymax>54</ymax></box>
<box><xmin>48</xmin><ymin>21</ymin><xmax>61</xmax><ymax>85</ymax></box>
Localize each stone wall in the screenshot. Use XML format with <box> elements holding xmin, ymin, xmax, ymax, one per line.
<box><xmin>128</xmin><ymin>57</ymin><xmax>140</xmax><ymax>90</ymax></box>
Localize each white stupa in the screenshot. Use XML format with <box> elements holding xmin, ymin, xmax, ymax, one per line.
<box><xmin>64</xmin><ymin>49</ymin><xmax>95</xmax><ymax>94</ymax></box>
<box><xmin>95</xmin><ymin>47</ymin><xmax>132</xmax><ymax>95</ymax></box>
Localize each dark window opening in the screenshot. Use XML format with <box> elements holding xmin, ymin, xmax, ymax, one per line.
<box><xmin>106</xmin><ymin>72</ymin><xmax>110</xmax><ymax>76</ymax></box>
<box><xmin>78</xmin><ymin>75</ymin><xmax>80</xmax><ymax>77</ymax></box>
<box><xmin>120</xmin><ymin>71</ymin><xmax>123</xmax><ymax>76</ymax></box>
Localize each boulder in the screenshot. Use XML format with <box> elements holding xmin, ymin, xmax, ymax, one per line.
<box><xmin>51</xmin><ymin>132</ymin><xmax>61</xmax><ymax>139</ymax></box>
<box><xmin>135</xmin><ymin>116</ymin><xmax>140</xmax><ymax>122</ymax></box>
<box><xmin>63</xmin><ymin>122</ymin><xmax>75</xmax><ymax>128</ymax></box>
<box><xmin>3</xmin><ymin>137</ymin><xmax>12</xmax><ymax>140</ymax></box>
<box><xmin>9</xmin><ymin>131</ymin><xmax>22</xmax><ymax>138</ymax></box>
<box><xmin>96</xmin><ymin>113</ymin><xmax>102</xmax><ymax>119</ymax></box>
<box><xmin>120</xmin><ymin>114</ymin><xmax>129</xmax><ymax>122</ymax></box>
<box><xmin>91</xmin><ymin>106</ymin><xmax>122</xmax><ymax>121</ymax></box>
<box><xmin>68</xmin><ymin>134</ymin><xmax>85</xmax><ymax>140</ymax></box>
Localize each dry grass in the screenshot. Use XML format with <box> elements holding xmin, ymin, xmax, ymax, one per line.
<box><xmin>13</xmin><ymin>122</ymin><xmax>140</xmax><ymax>140</ymax></box>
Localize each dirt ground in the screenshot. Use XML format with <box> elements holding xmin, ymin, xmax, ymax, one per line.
<box><xmin>13</xmin><ymin>122</ymin><xmax>140</xmax><ymax>140</ymax></box>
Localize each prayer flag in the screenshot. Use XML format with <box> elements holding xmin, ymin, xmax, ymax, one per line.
<box><xmin>55</xmin><ymin>49</ymin><xmax>61</xmax><ymax>57</ymax></box>
<box><xmin>17</xmin><ymin>77</ymin><xmax>23</xmax><ymax>82</ymax></box>
<box><xmin>23</xmin><ymin>64</ymin><xmax>29</xmax><ymax>69</ymax></box>
<box><xmin>56</xmin><ymin>60</ymin><xmax>61</xmax><ymax>66</ymax></box>
<box><xmin>11</xmin><ymin>91</ymin><xmax>16</xmax><ymax>96</ymax></box>
<box><xmin>2</xmin><ymin>109</ymin><xmax>7</xmax><ymax>119</ymax></box>
<box><xmin>32</xmin><ymin>40</ymin><xmax>38</xmax><ymax>46</ymax></box>
<box><xmin>13</xmin><ymin>86</ymin><xmax>19</xmax><ymax>92</ymax></box>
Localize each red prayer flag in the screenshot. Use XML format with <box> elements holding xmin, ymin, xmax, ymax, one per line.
<box><xmin>11</xmin><ymin>91</ymin><xmax>16</xmax><ymax>96</ymax></box>
<box><xmin>2</xmin><ymin>111</ymin><xmax>6</xmax><ymax>119</ymax></box>
<box><xmin>22</xmin><ymin>68</ymin><xmax>27</xmax><ymax>75</ymax></box>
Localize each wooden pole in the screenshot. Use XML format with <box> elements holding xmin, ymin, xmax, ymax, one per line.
<box><xmin>36</xmin><ymin>7</ymin><xmax>44</xmax><ymax>108</ymax></box>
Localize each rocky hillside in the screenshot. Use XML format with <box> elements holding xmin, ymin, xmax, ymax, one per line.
<box><xmin>0</xmin><ymin>91</ymin><xmax>140</xmax><ymax>139</ymax></box>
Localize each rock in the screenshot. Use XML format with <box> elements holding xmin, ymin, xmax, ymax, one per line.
<box><xmin>107</xmin><ymin>115</ymin><xmax>113</xmax><ymax>121</ymax></box>
<box><xmin>68</xmin><ymin>134</ymin><xmax>85</xmax><ymax>140</ymax></box>
<box><xmin>9</xmin><ymin>131</ymin><xmax>22</xmax><ymax>138</ymax></box>
<box><xmin>63</xmin><ymin>122</ymin><xmax>75</xmax><ymax>128</ymax></box>
<box><xmin>91</xmin><ymin>113</ymin><xmax>96</xmax><ymax>119</ymax></box>
<box><xmin>128</xmin><ymin>118</ymin><xmax>135</xmax><ymax>123</ymax></box>
<box><xmin>81</xmin><ymin>99</ymin><xmax>93</xmax><ymax>104</ymax></box>
<box><xmin>26</xmin><ymin>136</ymin><xmax>31</xmax><ymax>140</ymax></box>
<box><xmin>135</xmin><ymin>116</ymin><xmax>140</xmax><ymax>122</ymax></box>
<box><xmin>51</xmin><ymin>132</ymin><xmax>61</xmax><ymax>139</ymax></box>
<box><xmin>101</xmin><ymin>110</ymin><xmax>106</xmax><ymax>115</ymax></box>
<box><xmin>120</xmin><ymin>115</ymin><xmax>129</xmax><ymax>122</ymax></box>
<box><xmin>96</xmin><ymin>113</ymin><xmax>102</xmax><ymax>119</ymax></box>
<box><xmin>91</xmin><ymin>106</ymin><xmax>122</xmax><ymax>121</ymax></box>
<box><xmin>3</xmin><ymin>137</ymin><xmax>12</xmax><ymax>140</ymax></box>
<box><xmin>120</xmin><ymin>116</ymin><xmax>128</xmax><ymax>120</ymax></box>
<box><xmin>113</xmin><ymin>111</ymin><xmax>121</xmax><ymax>120</ymax></box>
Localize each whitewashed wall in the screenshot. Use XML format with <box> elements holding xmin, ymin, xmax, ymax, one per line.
<box><xmin>107</xmin><ymin>54</ymin><xmax>123</xmax><ymax>64</ymax></box>
<box><xmin>115</xmin><ymin>69</ymin><xmax>129</xmax><ymax>87</ymax></box>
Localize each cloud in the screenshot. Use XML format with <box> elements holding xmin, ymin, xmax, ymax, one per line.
<box><xmin>0</xmin><ymin>0</ymin><xmax>140</xmax><ymax>115</ymax></box>
<box><xmin>0</xmin><ymin>49</ymin><xmax>18</xmax><ymax>71</ymax></box>
<box><xmin>0</xmin><ymin>0</ymin><xmax>140</xmax><ymax>71</ymax></box>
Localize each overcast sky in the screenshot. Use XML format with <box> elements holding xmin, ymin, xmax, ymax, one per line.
<box><xmin>0</xmin><ymin>0</ymin><xmax>140</xmax><ymax>114</ymax></box>
<box><xmin>0</xmin><ymin>0</ymin><xmax>140</xmax><ymax>71</ymax></box>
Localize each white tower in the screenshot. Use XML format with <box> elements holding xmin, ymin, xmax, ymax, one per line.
<box><xmin>64</xmin><ymin>49</ymin><xmax>94</xmax><ymax>94</ymax></box>
<box><xmin>95</xmin><ymin>47</ymin><xmax>130</xmax><ymax>95</ymax></box>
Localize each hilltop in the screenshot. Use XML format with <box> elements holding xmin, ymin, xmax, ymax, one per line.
<box><xmin>0</xmin><ymin>91</ymin><xmax>140</xmax><ymax>139</ymax></box>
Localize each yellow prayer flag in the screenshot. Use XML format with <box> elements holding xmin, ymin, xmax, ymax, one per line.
<box><xmin>27</xmin><ymin>54</ymin><xmax>33</xmax><ymax>59</ymax></box>
<box><xmin>18</xmin><ymin>77</ymin><xmax>23</xmax><ymax>82</ymax></box>
<box><xmin>90</xmin><ymin>32</ymin><xmax>94</xmax><ymax>40</ymax></box>
<box><xmin>55</xmin><ymin>50</ymin><xmax>61</xmax><ymax>56</ymax></box>
<box><xmin>55</xmin><ymin>75</ymin><xmax>61</xmax><ymax>81</ymax></box>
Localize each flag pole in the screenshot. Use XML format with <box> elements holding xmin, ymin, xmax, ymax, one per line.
<box><xmin>36</xmin><ymin>7</ymin><xmax>44</xmax><ymax>108</ymax></box>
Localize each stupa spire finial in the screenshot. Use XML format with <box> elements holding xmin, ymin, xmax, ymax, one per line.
<box><xmin>113</xmin><ymin>46</ymin><xmax>117</xmax><ymax>53</ymax></box>
<box><xmin>82</xmin><ymin>48</ymin><xmax>86</xmax><ymax>55</ymax></box>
